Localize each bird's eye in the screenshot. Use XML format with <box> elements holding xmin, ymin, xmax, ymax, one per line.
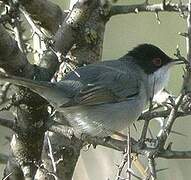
<box><xmin>152</xmin><ymin>58</ymin><xmax>162</xmax><ymax>66</ymax></box>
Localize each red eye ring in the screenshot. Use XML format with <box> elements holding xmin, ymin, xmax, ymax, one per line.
<box><xmin>152</xmin><ymin>58</ymin><xmax>162</xmax><ymax>66</ymax></box>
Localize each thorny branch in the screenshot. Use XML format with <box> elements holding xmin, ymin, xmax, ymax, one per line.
<box><xmin>110</xmin><ymin>2</ymin><xmax>188</xmax><ymax>17</ymax></box>
<box><xmin>0</xmin><ymin>0</ymin><xmax>191</xmax><ymax>180</ymax></box>
<box><xmin>47</xmin><ymin>121</ymin><xmax>191</xmax><ymax>165</ymax></box>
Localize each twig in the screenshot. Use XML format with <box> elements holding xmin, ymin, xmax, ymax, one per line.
<box><xmin>11</xmin><ymin>4</ymin><xmax>26</xmax><ymax>53</ymax></box>
<box><xmin>46</xmin><ymin>134</ymin><xmax>57</xmax><ymax>175</ymax></box>
<box><xmin>115</xmin><ymin>150</ymin><xmax>128</xmax><ymax>180</ymax></box>
<box><xmin>126</xmin><ymin>128</ymin><xmax>131</xmax><ymax>180</ymax></box>
<box><xmin>0</xmin><ymin>82</ymin><xmax>11</xmax><ymax>104</ymax></box>
<box><xmin>20</xmin><ymin>7</ymin><xmax>50</xmax><ymax>50</ymax></box>
<box><xmin>48</xmin><ymin>121</ymin><xmax>74</xmax><ymax>139</ymax></box>
<box><xmin>36</xmin><ymin>163</ymin><xmax>58</xmax><ymax>180</ymax></box>
<box><xmin>48</xmin><ymin>119</ymin><xmax>191</xmax><ymax>161</ymax></box>
<box><xmin>139</xmin><ymin>109</ymin><xmax>190</xmax><ymax>122</ymax></box>
<box><xmin>157</xmin><ymin>94</ymin><xmax>184</xmax><ymax>148</ymax></box>
<box><xmin>155</xmin><ymin>11</ymin><xmax>161</xmax><ymax>24</ymax></box>
<box><xmin>158</xmin><ymin>149</ymin><xmax>191</xmax><ymax>159</ymax></box>
<box><xmin>148</xmin><ymin>158</ymin><xmax>156</xmax><ymax>180</ymax></box>
<box><xmin>110</xmin><ymin>2</ymin><xmax>188</xmax><ymax>17</ymax></box>
<box><xmin>187</xmin><ymin>0</ymin><xmax>191</xmax><ymax>64</ymax></box>
<box><xmin>2</xmin><ymin>172</ymin><xmax>13</xmax><ymax>180</ymax></box>
<box><xmin>126</xmin><ymin>169</ymin><xmax>142</xmax><ymax>180</ymax></box>
<box><xmin>154</xmin><ymin>0</ymin><xmax>191</xmax><ymax>152</ymax></box>
<box><xmin>139</xmin><ymin>120</ymin><xmax>149</xmax><ymax>146</ymax></box>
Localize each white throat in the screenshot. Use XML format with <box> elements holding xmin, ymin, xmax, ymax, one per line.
<box><xmin>148</xmin><ymin>65</ymin><xmax>170</xmax><ymax>98</ymax></box>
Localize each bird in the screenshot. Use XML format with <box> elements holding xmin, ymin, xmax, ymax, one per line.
<box><xmin>0</xmin><ymin>44</ymin><xmax>183</xmax><ymax>137</ymax></box>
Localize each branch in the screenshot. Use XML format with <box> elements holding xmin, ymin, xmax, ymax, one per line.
<box><xmin>3</xmin><ymin>157</ymin><xmax>24</xmax><ymax>180</ymax></box>
<box><xmin>148</xmin><ymin>157</ymin><xmax>156</xmax><ymax>179</ymax></box>
<box><xmin>53</xmin><ymin>0</ymin><xmax>99</xmax><ymax>55</ymax></box>
<box><xmin>1</xmin><ymin>0</ymin><xmax>64</xmax><ymax>33</ymax></box>
<box><xmin>158</xmin><ymin>150</ymin><xmax>191</xmax><ymax>159</ymax></box>
<box><xmin>154</xmin><ymin>93</ymin><xmax>184</xmax><ymax>151</ymax></box>
<box><xmin>0</xmin><ymin>82</ymin><xmax>11</xmax><ymax>104</ymax></box>
<box><xmin>48</xmin><ymin>121</ymin><xmax>128</xmax><ymax>151</ymax></box>
<box><xmin>0</xmin><ymin>21</ymin><xmax>53</xmax><ymax>179</ymax></box>
<box><xmin>139</xmin><ymin>108</ymin><xmax>191</xmax><ymax>122</ymax></box>
<box><xmin>48</xmin><ymin>121</ymin><xmax>74</xmax><ymax>140</ymax></box>
<box><xmin>11</xmin><ymin>2</ymin><xmax>27</xmax><ymax>54</ymax></box>
<box><xmin>187</xmin><ymin>1</ymin><xmax>191</xmax><ymax>64</ymax></box>
<box><xmin>110</xmin><ymin>2</ymin><xmax>188</xmax><ymax>17</ymax></box>
<box><xmin>0</xmin><ymin>24</ymin><xmax>34</xmax><ymax>77</ymax></box>
<box><xmin>49</xmin><ymin>121</ymin><xmax>191</xmax><ymax>161</ymax></box>
<box><xmin>0</xmin><ymin>10</ymin><xmax>55</xmax><ymax>179</ymax></box>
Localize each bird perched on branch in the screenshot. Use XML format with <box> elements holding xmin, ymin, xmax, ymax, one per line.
<box><xmin>0</xmin><ymin>44</ymin><xmax>183</xmax><ymax>137</ymax></box>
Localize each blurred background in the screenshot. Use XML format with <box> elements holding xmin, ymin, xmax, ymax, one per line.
<box><xmin>0</xmin><ymin>0</ymin><xmax>190</xmax><ymax>179</ymax></box>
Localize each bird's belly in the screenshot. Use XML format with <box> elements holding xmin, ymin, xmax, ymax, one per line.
<box><xmin>60</xmin><ymin>97</ymin><xmax>146</xmax><ymax>137</ymax></box>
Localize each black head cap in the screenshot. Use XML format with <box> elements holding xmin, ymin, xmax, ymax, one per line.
<box><xmin>127</xmin><ymin>44</ymin><xmax>173</xmax><ymax>74</ymax></box>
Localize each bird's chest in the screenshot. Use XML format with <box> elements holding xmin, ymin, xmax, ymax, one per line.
<box><xmin>60</xmin><ymin>93</ymin><xmax>147</xmax><ymax>137</ymax></box>
<box><xmin>147</xmin><ymin>68</ymin><xmax>170</xmax><ymax>99</ymax></box>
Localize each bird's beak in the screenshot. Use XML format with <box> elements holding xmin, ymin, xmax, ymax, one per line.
<box><xmin>170</xmin><ymin>58</ymin><xmax>185</xmax><ymax>65</ymax></box>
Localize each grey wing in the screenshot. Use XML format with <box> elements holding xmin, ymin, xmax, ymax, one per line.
<box><xmin>60</xmin><ymin>70</ymin><xmax>140</xmax><ymax>107</ymax></box>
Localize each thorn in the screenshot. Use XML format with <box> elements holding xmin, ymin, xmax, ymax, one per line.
<box><xmin>155</xmin><ymin>11</ymin><xmax>161</xmax><ymax>24</ymax></box>
<box><xmin>133</xmin><ymin>123</ymin><xmax>138</xmax><ymax>132</ymax></box>
<box><xmin>148</xmin><ymin>128</ymin><xmax>154</xmax><ymax>139</ymax></box>
<box><xmin>169</xmin><ymin>95</ymin><xmax>176</xmax><ymax>104</ymax></box>
<box><xmin>178</xmin><ymin>0</ymin><xmax>187</xmax><ymax>19</ymax></box>
<box><xmin>178</xmin><ymin>32</ymin><xmax>188</xmax><ymax>37</ymax></box>
<box><xmin>171</xmin><ymin>130</ymin><xmax>187</xmax><ymax>137</ymax></box>
<box><xmin>162</xmin><ymin>0</ymin><xmax>166</xmax><ymax>10</ymax></box>
<box><xmin>135</xmin><ymin>8</ymin><xmax>139</xmax><ymax>13</ymax></box>
<box><xmin>168</xmin><ymin>0</ymin><xmax>173</xmax><ymax>4</ymax></box>
<box><xmin>179</xmin><ymin>12</ymin><xmax>187</xmax><ymax>19</ymax></box>
<box><xmin>148</xmin><ymin>158</ymin><xmax>157</xmax><ymax>179</ymax></box>
<box><xmin>182</xmin><ymin>67</ymin><xmax>186</xmax><ymax>74</ymax></box>
<box><xmin>145</xmin><ymin>0</ymin><xmax>149</xmax><ymax>5</ymax></box>
<box><xmin>92</xmin><ymin>143</ymin><xmax>97</xmax><ymax>149</ymax></box>
<box><xmin>156</xmin><ymin>167</ymin><xmax>169</xmax><ymax>173</ymax></box>
<box><xmin>164</xmin><ymin>102</ymin><xmax>174</xmax><ymax>107</ymax></box>
<box><xmin>115</xmin><ymin>163</ymin><xmax>120</xmax><ymax>167</ymax></box>
<box><xmin>103</xmin><ymin>136</ymin><xmax>111</xmax><ymax>142</ymax></box>
<box><xmin>83</xmin><ymin>144</ymin><xmax>91</xmax><ymax>151</ymax></box>
<box><xmin>166</xmin><ymin>142</ymin><xmax>173</xmax><ymax>150</ymax></box>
